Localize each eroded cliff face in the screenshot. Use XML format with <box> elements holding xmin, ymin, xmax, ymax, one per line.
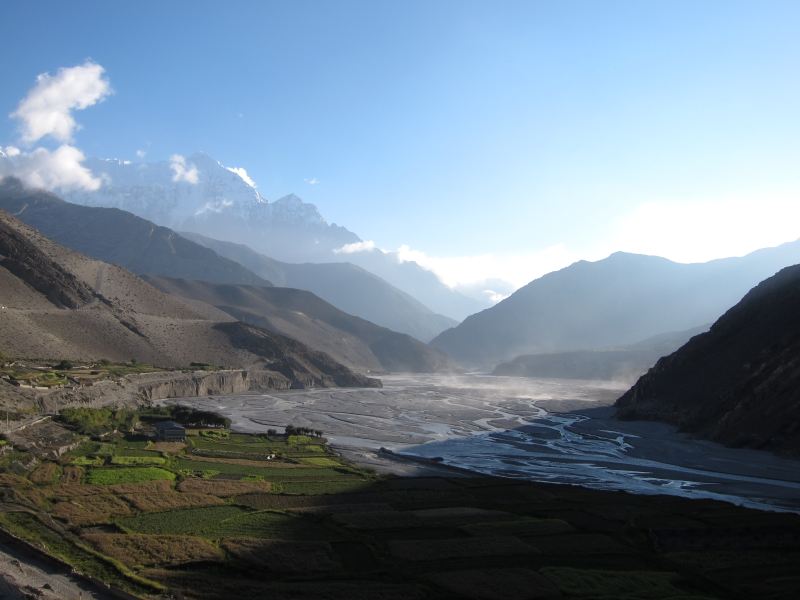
<box><xmin>32</xmin><ymin>369</ymin><xmax>293</xmax><ymax>414</ymax></box>
<box><xmin>132</xmin><ymin>369</ymin><xmax>294</xmax><ymax>401</ymax></box>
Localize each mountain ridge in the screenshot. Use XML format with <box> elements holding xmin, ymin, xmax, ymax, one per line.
<box><xmin>431</xmin><ymin>243</ymin><xmax>800</xmax><ymax>368</ymax></box>
<box><xmin>0</xmin><ymin>177</ymin><xmax>272</xmax><ymax>288</ymax></box>
<box><xmin>0</xmin><ymin>207</ymin><xmax>378</xmax><ymax>390</ymax></box>
<box><xmin>49</xmin><ymin>152</ymin><xmax>488</xmax><ymax>321</ymax></box>
<box><xmin>181</xmin><ymin>231</ymin><xmax>457</xmax><ymax>342</ymax></box>
<box><xmin>144</xmin><ymin>275</ymin><xmax>455</xmax><ymax>373</ymax></box>
<box><xmin>615</xmin><ymin>264</ymin><xmax>800</xmax><ymax>455</ymax></box>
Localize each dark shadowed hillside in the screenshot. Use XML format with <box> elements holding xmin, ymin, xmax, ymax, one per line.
<box><xmin>145</xmin><ymin>276</ymin><xmax>454</xmax><ymax>373</ymax></box>
<box><xmin>616</xmin><ymin>264</ymin><xmax>800</xmax><ymax>455</ymax></box>
<box><xmin>0</xmin><ymin>178</ymin><xmax>271</xmax><ymax>288</ymax></box>
<box><xmin>182</xmin><ymin>232</ymin><xmax>457</xmax><ymax>342</ymax></box>
<box><xmin>432</xmin><ymin>247</ymin><xmax>800</xmax><ymax>368</ymax></box>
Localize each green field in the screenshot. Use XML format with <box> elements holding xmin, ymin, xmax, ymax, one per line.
<box><xmin>110</xmin><ymin>455</ymin><xmax>167</xmax><ymax>466</ymax></box>
<box><xmin>87</xmin><ymin>466</ymin><xmax>176</xmax><ymax>485</ymax></box>
<box><xmin>1</xmin><ymin>407</ymin><xmax>799</xmax><ymax>600</ymax></box>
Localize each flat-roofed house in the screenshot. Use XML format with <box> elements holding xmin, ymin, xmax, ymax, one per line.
<box><xmin>154</xmin><ymin>420</ymin><xmax>186</xmax><ymax>442</ymax></box>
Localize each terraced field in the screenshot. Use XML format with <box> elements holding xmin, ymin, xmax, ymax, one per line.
<box><xmin>2</xmin><ymin>412</ymin><xmax>800</xmax><ymax>599</ymax></box>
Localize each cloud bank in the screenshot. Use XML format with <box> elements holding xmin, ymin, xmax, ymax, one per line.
<box><xmin>0</xmin><ymin>61</ymin><xmax>110</xmax><ymax>192</ymax></box>
<box><xmin>0</xmin><ymin>144</ymin><xmax>101</xmax><ymax>191</ymax></box>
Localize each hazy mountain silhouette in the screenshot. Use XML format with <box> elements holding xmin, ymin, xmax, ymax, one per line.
<box><xmin>616</xmin><ymin>264</ymin><xmax>800</xmax><ymax>455</ymax></box>
<box><xmin>182</xmin><ymin>232</ymin><xmax>457</xmax><ymax>342</ymax></box>
<box><xmin>341</xmin><ymin>248</ymin><xmax>490</xmax><ymax>321</ymax></box>
<box><xmin>432</xmin><ymin>246</ymin><xmax>800</xmax><ymax>368</ymax></box>
<box><xmin>493</xmin><ymin>325</ymin><xmax>707</xmax><ymax>382</ymax></box>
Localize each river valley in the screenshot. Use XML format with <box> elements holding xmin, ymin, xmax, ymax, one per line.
<box><xmin>168</xmin><ymin>374</ymin><xmax>800</xmax><ymax>513</ymax></box>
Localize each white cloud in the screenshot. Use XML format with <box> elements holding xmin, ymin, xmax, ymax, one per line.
<box><xmin>334</xmin><ymin>240</ymin><xmax>377</xmax><ymax>254</ymax></box>
<box><xmin>394</xmin><ymin>243</ymin><xmax>583</xmax><ymax>290</ymax></box>
<box><xmin>136</xmin><ymin>149</ymin><xmax>146</xmax><ymax>159</ymax></box>
<box><xmin>0</xmin><ymin>62</ymin><xmax>111</xmax><ymax>192</ymax></box>
<box><xmin>305</xmin><ymin>177</ymin><xmax>319</xmax><ymax>185</ymax></box>
<box><xmin>11</xmin><ymin>61</ymin><xmax>111</xmax><ymax>144</ymax></box>
<box><xmin>195</xmin><ymin>199</ymin><xmax>233</xmax><ymax>216</ymax></box>
<box><xmin>170</xmin><ymin>154</ymin><xmax>199</xmax><ymax>184</ymax></box>
<box><xmin>0</xmin><ymin>144</ymin><xmax>102</xmax><ymax>191</ymax></box>
<box><xmin>226</xmin><ymin>166</ymin><xmax>256</xmax><ymax>188</ymax></box>
<box><xmin>483</xmin><ymin>290</ymin><xmax>509</xmax><ymax>303</ymax></box>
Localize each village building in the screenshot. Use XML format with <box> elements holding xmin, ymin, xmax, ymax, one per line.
<box><xmin>154</xmin><ymin>420</ymin><xmax>186</xmax><ymax>442</ymax></box>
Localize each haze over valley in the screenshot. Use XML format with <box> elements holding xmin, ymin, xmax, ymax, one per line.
<box><xmin>2</xmin><ymin>2</ymin><xmax>800</xmax><ymax>599</ymax></box>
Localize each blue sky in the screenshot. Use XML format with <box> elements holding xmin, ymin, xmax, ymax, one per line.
<box><xmin>1</xmin><ymin>0</ymin><xmax>800</xmax><ymax>288</ymax></box>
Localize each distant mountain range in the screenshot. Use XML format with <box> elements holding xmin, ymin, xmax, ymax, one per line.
<box><xmin>0</xmin><ymin>178</ymin><xmax>272</xmax><ymax>287</ymax></box>
<box><xmin>492</xmin><ymin>326</ymin><xmax>707</xmax><ymax>382</ymax></box>
<box><xmin>181</xmin><ymin>232</ymin><xmax>455</xmax><ymax>342</ymax></box>
<box><xmin>58</xmin><ymin>153</ymin><xmax>487</xmax><ymax>321</ymax></box>
<box><xmin>0</xmin><ymin>179</ymin><xmax>455</xmax><ymax>344</ymax></box>
<box><xmin>616</xmin><ymin>265</ymin><xmax>800</xmax><ymax>456</ymax></box>
<box><xmin>0</xmin><ymin>208</ymin><xmax>375</xmax><ymax>389</ymax></box>
<box><xmin>432</xmin><ymin>245</ymin><xmax>800</xmax><ymax>368</ymax></box>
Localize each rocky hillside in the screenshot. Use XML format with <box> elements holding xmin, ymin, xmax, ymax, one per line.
<box><xmin>0</xmin><ymin>177</ymin><xmax>271</xmax><ymax>287</ymax></box>
<box><xmin>145</xmin><ymin>276</ymin><xmax>454</xmax><ymax>373</ymax></box>
<box><xmin>432</xmin><ymin>247</ymin><xmax>800</xmax><ymax>368</ymax></box>
<box><xmin>182</xmin><ymin>233</ymin><xmax>457</xmax><ymax>342</ymax></box>
<box><xmin>616</xmin><ymin>265</ymin><xmax>800</xmax><ymax>455</ymax></box>
<box><xmin>0</xmin><ymin>209</ymin><xmax>378</xmax><ymax>390</ymax></box>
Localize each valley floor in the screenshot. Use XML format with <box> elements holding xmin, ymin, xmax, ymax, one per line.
<box><xmin>169</xmin><ymin>373</ymin><xmax>800</xmax><ymax>512</ymax></box>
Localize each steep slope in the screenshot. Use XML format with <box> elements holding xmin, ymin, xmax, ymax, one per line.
<box><xmin>493</xmin><ymin>326</ymin><xmax>706</xmax><ymax>382</ymax></box>
<box><xmin>53</xmin><ymin>153</ymin><xmax>485</xmax><ymax>321</ymax></box>
<box><xmin>181</xmin><ymin>232</ymin><xmax>457</xmax><ymax>342</ymax></box>
<box><xmin>432</xmin><ymin>246</ymin><xmax>800</xmax><ymax>368</ymax></box>
<box><xmin>0</xmin><ymin>178</ymin><xmax>271</xmax><ymax>287</ymax></box>
<box><xmin>0</xmin><ymin>209</ymin><xmax>377</xmax><ymax>389</ymax></box>
<box><xmin>616</xmin><ymin>265</ymin><xmax>800</xmax><ymax>455</ymax></box>
<box><xmin>144</xmin><ymin>276</ymin><xmax>454</xmax><ymax>373</ymax></box>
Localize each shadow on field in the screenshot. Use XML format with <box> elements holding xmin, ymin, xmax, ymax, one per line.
<box><xmin>139</xmin><ymin>467</ymin><xmax>800</xmax><ymax>600</ymax></box>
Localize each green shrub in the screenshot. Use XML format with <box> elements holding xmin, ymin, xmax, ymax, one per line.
<box><xmin>60</xmin><ymin>407</ymin><xmax>136</xmax><ymax>436</ymax></box>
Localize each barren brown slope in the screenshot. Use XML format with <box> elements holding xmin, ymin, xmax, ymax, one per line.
<box><xmin>145</xmin><ymin>276</ymin><xmax>454</xmax><ymax>373</ymax></box>
<box><xmin>0</xmin><ymin>210</ymin><xmax>377</xmax><ymax>389</ymax></box>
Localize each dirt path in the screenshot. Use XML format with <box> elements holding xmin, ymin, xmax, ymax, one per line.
<box><xmin>0</xmin><ymin>538</ymin><xmax>117</xmax><ymax>600</ymax></box>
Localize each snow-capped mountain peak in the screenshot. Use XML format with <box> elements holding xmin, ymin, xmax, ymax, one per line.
<box><xmin>58</xmin><ymin>152</ymin><xmax>359</xmax><ymax>261</ymax></box>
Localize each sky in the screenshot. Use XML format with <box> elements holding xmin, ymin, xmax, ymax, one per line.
<box><xmin>1</xmin><ymin>0</ymin><xmax>799</xmax><ymax>291</ymax></box>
